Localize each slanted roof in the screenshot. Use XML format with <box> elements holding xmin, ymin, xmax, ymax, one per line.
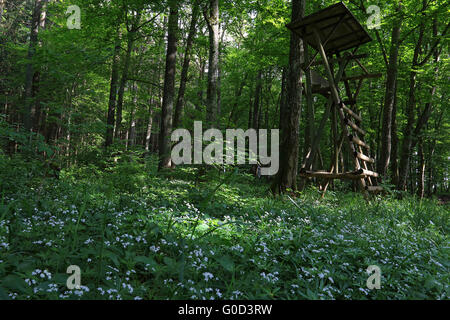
<box><xmin>286</xmin><ymin>2</ymin><xmax>372</xmax><ymax>54</ymax></box>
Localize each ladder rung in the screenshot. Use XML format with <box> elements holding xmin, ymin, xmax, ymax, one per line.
<box><xmin>345</xmin><ymin>118</ymin><xmax>366</xmax><ymax>136</ymax></box>
<box><xmin>348</xmin><ymin>135</ymin><xmax>370</xmax><ymax>149</ymax></box>
<box><xmin>365</xmin><ymin>186</ymin><xmax>384</xmax><ymax>192</ymax></box>
<box><xmin>354</xmin><ymin>152</ymin><xmax>375</xmax><ymax>164</ymax></box>
<box><xmin>300</xmin><ymin>170</ymin><xmax>366</xmax><ymax>180</ymax></box>
<box><xmin>341</xmin><ymin>105</ymin><xmax>362</xmax><ymax>122</ymax></box>
<box><xmin>354</xmin><ymin>168</ymin><xmax>379</xmax><ymax>178</ymax></box>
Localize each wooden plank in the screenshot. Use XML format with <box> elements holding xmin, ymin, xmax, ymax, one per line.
<box><xmin>358</xmin><ymin>146</ymin><xmax>373</xmax><ymax>186</ymax></box>
<box><xmin>366</xmin><ymin>186</ymin><xmax>384</xmax><ymax>192</ymax></box>
<box><xmin>300</xmin><ymin>170</ymin><xmax>366</xmax><ymax>180</ymax></box>
<box><xmin>342</xmin><ymin>104</ymin><xmax>362</xmax><ymax>122</ymax></box>
<box><xmin>354</xmin><ymin>168</ymin><xmax>379</xmax><ymax>178</ymax></box>
<box><xmin>346</xmin><ymin>118</ymin><xmax>366</xmax><ymax>136</ymax></box>
<box><xmin>354</xmin><ymin>152</ymin><xmax>375</xmax><ymax>164</ymax></box>
<box><xmin>349</xmin><ymin>134</ymin><xmax>370</xmax><ymax>149</ymax></box>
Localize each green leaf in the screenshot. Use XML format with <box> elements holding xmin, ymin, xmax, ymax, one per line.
<box><xmin>135</xmin><ymin>256</ymin><xmax>157</xmax><ymax>267</ymax></box>
<box><xmin>1</xmin><ymin>275</ymin><xmax>27</xmax><ymax>293</ymax></box>
<box><xmin>0</xmin><ymin>287</ymin><xmax>10</xmax><ymax>300</ymax></box>
<box><xmin>216</xmin><ymin>255</ymin><xmax>234</xmax><ymax>272</ymax></box>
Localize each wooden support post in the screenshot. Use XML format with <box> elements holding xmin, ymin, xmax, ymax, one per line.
<box><xmin>313</xmin><ymin>29</ymin><xmax>366</xmax><ymax>192</ymax></box>
<box><xmin>304</xmin><ymin>43</ymin><xmax>315</xmax><ymax>155</ymax></box>
<box><xmin>301</xmin><ymin>51</ymin><xmax>350</xmax><ymax>173</ymax></box>
<box><xmin>321</xmin><ymin>131</ymin><xmax>345</xmax><ymax>198</ymax></box>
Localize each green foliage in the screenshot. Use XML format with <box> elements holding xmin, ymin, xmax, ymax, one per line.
<box><xmin>0</xmin><ymin>159</ymin><xmax>448</xmax><ymax>300</ymax></box>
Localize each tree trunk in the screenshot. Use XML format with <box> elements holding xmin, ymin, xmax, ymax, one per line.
<box><xmin>390</xmin><ymin>79</ymin><xmax>399</xmax><ymax>185</ymax></box>
<box><xmin>417</xmin><ymin>138</ymin><xmax>425</xmax><ymax>199</ymax></box>
<box><xmin>24</xmin><ymin>0</ymin><xmax>45</xmax><ymax>132</ymax></box>
<box><xmin>303</xmin><ymin>43</ymin><xmax>314</xmax><ymax>158</ymax></box>
<box><xmin>271</xmin><ymin>0</ymin><xmax>304</xmax><ymax>193</ymax></box>
<box><xmin>115</xmin><ymin>31</ymin><xmax>137</xmax><ymax>139</ymax></box>
<box><xmin>252</xmin><ymin>70</ymin><xmax>262</xmax><ymax>129</ymax></box>
<box><xmin>204</xmin><ymin>0</ymin><xmax>219</xmax><ymax>127</ymax></box>
<box><xmin>397</xmin><ymin>5</ymin><xmax>425</xmax><ymax>190</ymax></box>
<box><xmin>173</xmin><ymin>1</ymin><xmax>199</xmax><ymax>128</ymax></box>
<box><xmin>145</xmin><ymin>99</ymin><xmax>154</xmax><ymax>152</ymax></box>
<box><xmin>398</xmin><ymin>3</ymin><xmax>441</xmax><ymax>191</ymax></box>
<box><xmin>32</xmin><ymin>2</ymin><xmax>48</xmax><ymax>134</ymax></box>
<box><xmin>105</xmin><ymin>30</ymin><xmax>121</xmax><ymax>148</ymax></box>
<box><xmin>378</xmin><ymin>4</ymin><xmax>402</xmax><ymax>176</ymax></box>
<box><xmin>227</xmin><ymin>73</ymin><xmax>247</xmax><ymax>127</ymax></box>
<box><xmin>278</xmin><ymin>67</ymin><xmax>287</xmax><ymax>130</ymax></box>
<box><xmin>128</xmin><ymin>82</ymin><xmax>138</xmax><ymax>148</ymax></box>
<box><xmin>0</xmin><ymin>0</ymin><xmax>5</xmax><ymax>21</ymax></box>
<box><xmin>158</xmin><ymin>1</ymin><xmax>178</xmax><ymax>169</ymax></box>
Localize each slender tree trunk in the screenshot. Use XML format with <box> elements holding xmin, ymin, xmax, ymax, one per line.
<box><xmin>24</xmin><ymin>0</ymin><xmax>45</xmax><ymax>132</ymax></box>
<box><xmin>390</xmin><ymin>79</ymin><xmax>399</xmax><ymax>185</ymax></box>
<box><xmin>271</xmin><ymin>0</ymin><xmax>305</xmax><ymax>193</ymax></box>
<box><xmin>427</xmin><ymin>110</ymin><xmax>444</xmax><ymax>196</ymax></box>
<box><xmin>378</xmin><ymin>4</ymin><xmax>402</xmax><ymax>176</ymax></box>
<box><xmin>128</xmin><ymin>82</ymin><xmax>138</xmax><ymax>148</ymax></box>
<box><xmin>145</xmin><ymin>97</ymin><xmax>154</xmax><ymax>152</ymax></box>
<box><xmin>252</xmin><ymin>70</ymin><xmax>262</xmax><ymax>129</ymax></box>
<box><xmin>303</xmin><ymin>43</ymin><xmax>314</xmax><ymax>158</ymax></box>
<box><xmin>417</xmin><ymin>138</ymin><xmax>425</xmax><ymax>199</ymax></box>
<box><xmin>32</xmin><ymin>2</ymin><xmax>47</xmax><ymax>133</ymax></box>
<box><xmin>115</xmin><ymin>32</ymin><xmax>137</xmax><ymax>139</ymax></box>
<box><xmin>105</xmin><ymin>31</ymin><xmax>121</xmax><ymax>148</ymax></box>
<box><xmin>248</xmin><ymin>90</ymin><xmax>253</xmax><ymax>129</ymax></box>
<box><xmin>0</xmin><ymin>0</ymin><xmax>5</xmax><ymax>21</ymax></box>
<box><xmin>158</xmin><ymin>1</ymin><xmax>178</xmax><ymax>169</ymax></box>
<box><xmin>278</xmin><ymin>67</ymin><xmax>287</xmax><ymax>130</ymax></box>
<box><xmin>398</xmin><ymin>5</ymin><xmax>426</xmax><ymax>190</ymax></box>
<box><xmin>173</xmin><ymin>2</ymin><xmax>199</xmax><ymax>128</ymax></box>
<box><xmin>410</xmin><ymin>19</ymin><xmax>441</xmax><ymax>154</ymax></box>
<box><xmin>204</xmin><ymin>0</ymin><xmax>219</xmax><ymax>127</ymax></box>
<box><xmin>227</xmin><ymin>74</ymin><xmax>247</xmax><ymax>127</ymax></box>
<box><xmin>196</xmin><ymin>59</ymin><xmax>206</xmax><ymax>111</ymax></box>
<box><xmin>398</xmin><ymin>3</ymin><xmax>443</xmax><ymax>191</ymax></box>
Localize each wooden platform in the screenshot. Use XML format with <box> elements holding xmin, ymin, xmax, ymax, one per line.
<box><xmin>289</xmin><ymin>3</ymin><xmax>382</xmax><ymax>196</ymax></box>
<box><xmin>299</xmin><ymin>169</ymin><xmax>379</xmax><ymax>180</ymax></box>
<box><xmin>286</xmin><ymin>2</ymin><xmax>372</xmax><ymax>54</ymax></box>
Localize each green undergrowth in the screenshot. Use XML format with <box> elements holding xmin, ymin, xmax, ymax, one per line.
<box><xmin>0</xmin><ymin>154</ymin><xmax>448</xmax><ymax>300</ymax></box>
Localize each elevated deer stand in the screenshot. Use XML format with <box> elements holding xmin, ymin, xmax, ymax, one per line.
<box><xmin>287</xmin><ymin>2</ymin><xmax>382</xmax><ymax>196</ymax></box>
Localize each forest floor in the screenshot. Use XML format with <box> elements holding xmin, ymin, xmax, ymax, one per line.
<box><xmin>0</xmin><ymin>154</ymin><xmax>448</xmax><ymax>300</ymax></box>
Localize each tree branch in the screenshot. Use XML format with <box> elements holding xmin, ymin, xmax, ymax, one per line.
<box><xmin>417</xmin><ymin>22</ymin><xmax>450</xmax><ymax>66</ymax></box>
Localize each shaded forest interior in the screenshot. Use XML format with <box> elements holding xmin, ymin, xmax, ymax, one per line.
<box><xmin>0</xmin><ymin>0</ymin><xmax>449</xmax><ymax>302</ymax></box>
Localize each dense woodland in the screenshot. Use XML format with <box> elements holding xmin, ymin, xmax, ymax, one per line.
<box><xmin>0</xmin><ymin>0</ymin><xmax>448</xmax><ymax>300</ymax></box>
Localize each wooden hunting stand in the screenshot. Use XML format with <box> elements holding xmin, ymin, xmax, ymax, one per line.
<box><xmin>286</xmin><ymin>2</ymin><xmax>383</xmax><ymax>195</ymax></box>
